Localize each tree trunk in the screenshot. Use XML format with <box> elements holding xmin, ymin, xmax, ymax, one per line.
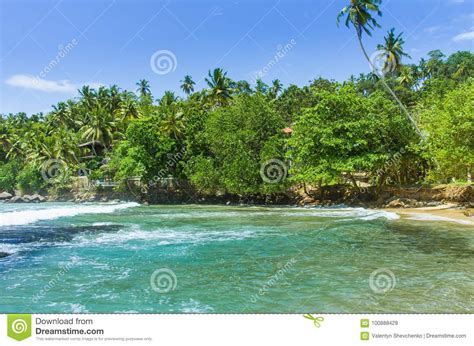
<box><xmin>355</xmin><ymin>33</ymin><xmax>426</xmax><ymax>143</ymax></box>
<box><xmin>349</xmin><ymin>173</ymin><xmax>361</xmax><ymax>193</ymax></box>
<box><xmin>303</xmin><ymin>182</ymin><xmax>309</xmax><ymax>195</ymax></box>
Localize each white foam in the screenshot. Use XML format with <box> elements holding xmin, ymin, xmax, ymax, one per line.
<box><xmin>0</xmin><ymin>202</ymin><xmax>139</xmax><ymax>226</ymax></box>
<box><xmin>281</xmin><ymin>207</ymin><xmax>399</xmax><ymax>220</ymax></box>
<box><xmin>180</xmin><ymin>298</ymin><xmax>214</xmax><ymax>313</ymax></box>
<box><xmin>407</xmin><ymin>213</ymin><xmax>474</xmax><ymax>225</ymax></box>
<box><xmin>72</xmin><ymin>226</ymin><xmax>257</xmax><ymax>246</ymax></box>
<box><xmin>154</xmin><ymin>207</ymin><xmax>400</xmax><ymax>221</ymax></box>
<box><xmin>0</xmin><ymin>243</ymin><xmax>23</xmax><ymax>255</ymax></box>
<box><xmin>92</xmin><ymin>222</ymin><xmax>116</xmax><ymax>226</ymax></box>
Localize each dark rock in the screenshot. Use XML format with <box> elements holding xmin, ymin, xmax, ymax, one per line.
<box><xmin>24</xmin><ymin>194</ymin><xmax>46</xmax><ymax>202</ymax></box>
<box><xmin>0</xmin><ymin>252</ymin><xmax>11</xmax><ymax>258</ymax></box>
<box><xmin>0</xmin><ymin>191</ymin><xmax>13</xmax><ymax>200</ymax></box>
<box><xmin>386</xmin><ymin>197</ymin><xmax>420</xmax><ymax>208</ymax></box>
<box><xmin>7</xmin><ymin>196</ymin><xmax>26</xmax><ymax>203</ymax></box>
<box><xmin>426</xmin><ymin>201</ymin><xmax>442</xmax><ymax>207</ymax></box>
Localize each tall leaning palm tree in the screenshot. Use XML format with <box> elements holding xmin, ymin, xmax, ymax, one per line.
<box><xmin>337</xmin><ymin>0</ymin><xmax>425</xmax><ymax>142</ymax></box>
<box><xmin>376</xmin><ymin>28</ymin><xmax>411</xmax><ymax>76</ymax></box>
<box><xmin>180</xmin><ymin>75</ymin><xmax>195</xmax><ymax>95</ymax></box>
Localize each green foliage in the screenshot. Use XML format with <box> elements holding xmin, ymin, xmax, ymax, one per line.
<box><xmin>419</xmin><ymin>81</ymin><xmax>474</xmax><ymax>182</ymax></box>
<box><xmin>0</xmin><ymin>160</ymin><xmax>20</xmax><ymax>192</ymax></box>
<box><xmin>289</xmin><ymin>85</ymin><xmax>415</xmax><ymax>186</ymax></box>
<box><xmin>16</xmin><ymin>164</ymin><xmax>45</xmax><ymax>194</ymax></box>
<box><xmin>108</xmin><ymin>116</ymin><xmax>176</xmax><ymax>184</ymax></box>
<box><xmin>1</xmin><ymin>49</ymin><xmax>473</xmax><ymax>199</ymax></box>
<box><xmin>187</xmin><ymin>94</ymin><xmax>287</xmax><ymax>194</ymax></box>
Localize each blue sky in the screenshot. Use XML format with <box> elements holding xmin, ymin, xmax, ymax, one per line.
<box><xmin>1</xmin><ymin>0</ymin><xmax>473</xmax><ymax>115</ymax></box>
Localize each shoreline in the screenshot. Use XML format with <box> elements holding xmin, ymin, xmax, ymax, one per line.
<box><xmin>2</xmin><ymin>197</ymin><xmax>472</xmax><ymax>226</ymax></box>
<box><xmin>384</xmin><ymin>204</ymin><xmax>474</xmax><ymax>225</ymax></box>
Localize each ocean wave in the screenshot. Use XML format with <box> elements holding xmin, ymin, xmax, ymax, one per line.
<box><xmin>0</xmin><ymin>243</ymin><xmax>24</xmax><ymax>255</ymax></box>
<box><xmin>92</xmin><ymin>222</ymin><xmax>116</xmax><ymax>226</ymax></box>
<box><xmin>152</xmin><ymin>207</ymin><xmax>399</xmax><ymax>221</ymax></box>
<box><xmin>72</xmin><ymin>226</ymin><xmax>258</xmax><ymax>246</ymax></box>
<box><xmin>0</xmin><ymin>202</ymin><xmax>139</xmax><ymax>227</ymax></box>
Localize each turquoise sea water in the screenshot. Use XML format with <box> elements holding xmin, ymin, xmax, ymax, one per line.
<box><xmin>0</xmin><ymin>202</ymin><xmax>472</xmax><ymax>313</ymax></box>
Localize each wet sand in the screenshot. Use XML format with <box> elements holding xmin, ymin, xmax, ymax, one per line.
<box><xmin>385</xmin><ymin>204</ymin><xmax>474</xmax><ymax>225</ymax></box>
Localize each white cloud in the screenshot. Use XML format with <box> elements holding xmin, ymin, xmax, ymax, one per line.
<box><xmin>5</xmin><ymin>74</ymin><xmax>104</xmax><ymax>93</ymax></box>
<box><xmin>453</xmin><ymin>31</ymin><xmax>474</xmax><ymax>42</ymax></box>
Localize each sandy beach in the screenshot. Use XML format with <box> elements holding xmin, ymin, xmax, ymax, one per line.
<box><xmin>385</xmin><ymin>204</ymin><xmax>474</xmax><ymax>225</ymax></box>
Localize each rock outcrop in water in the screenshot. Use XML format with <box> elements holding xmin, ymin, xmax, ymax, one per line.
<box><xmin>2</xmin><ymin>193</ymin><xmax>47</xmax><ymax>203</ymax></box>
<box><xmin>0</xmin><ymin>192</ymin><xmax>13</xmax><ymax>200</ymax></box>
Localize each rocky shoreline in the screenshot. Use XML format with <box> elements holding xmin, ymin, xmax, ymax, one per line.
<box><xmin>0</xmin><ymin>192</ymin><xmax>47</xmax><ymax>203</ymax></box>
<box><xmin>1</xmin><ymin>184</ymin><xmax>472</xmax><ymax>212</ymax></box>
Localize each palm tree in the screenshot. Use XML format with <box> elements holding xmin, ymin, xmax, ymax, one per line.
<box><xmin>337</xmin><ymin>0</ymin><xmax>382</xmax><ymax>40</ymax></box>
<box><xmin>78</xmin><ymin>85</ymin><xmax>96</xmax><ymax>111</ymax></box>
<box><xmin>337</xmin><ymin>0</ymin><xmax>426</xmax><ymax>142</ymax></box>
<box><xmin>397</xmin><ymin>65</ymin><xmax>415</xmax><ymax>88</ymax></box>
<box><xmin>205</xmin><ymin>68</ymin><xmax>232</xmax><ymax>105</ymax></box>
<box><xmin>117</xmin><ymin>93</ymin><xmax>140</xmax><ymax>124</ymax></box>
<box><xmin>269</xmin><ymin>79</ymin><xmax>283</xmax><ymax>99</ymax></box>
<box><xmin>160</xmin><ymin>91</ymin><xmax>177</xmax><ymax>107</ymax></box>
<box><xmin>161</xmin><ymin>110</ymin><xmax>185</xmax><ymax>140</ymax></box>
<box><xmin>79</xmin><ymin>106</ymin><xmax>118</xmax><ymax>148</ymax></box>
<box><xmin>255</xmin><ymin>79</ymin><xmax>269</xmax><ymax>94</ymax></box>
<box><xmin>180</xmin><ymin>75</ymin><xmax>195</xmax><ymax>95</ymax></box>
<box><xmin>48</xmin><ymin>102</ymin><xmax>72</xmax><ymax>129</ymax></box>
<box><xmin>107</xmin><ymin>85</ymin><xmax>122</xmax><ymax>113</ymax></box>
<box><xmin>376</xmin><ymin>28</ymin><xmax>411</xmax><ymax>76</ymax></box>
<box><xmin>136</xmin><ymin>79</ymin><xmax>151</xmax><ymax>98</ymax></box>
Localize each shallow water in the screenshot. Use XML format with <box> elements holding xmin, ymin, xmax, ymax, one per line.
<box><xmin>0</xmin><ymin>202</ymin><xmax>472</xmax><ymax>313</ymax></box>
